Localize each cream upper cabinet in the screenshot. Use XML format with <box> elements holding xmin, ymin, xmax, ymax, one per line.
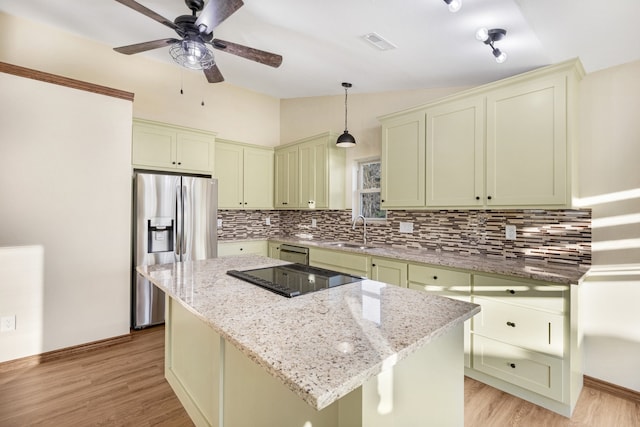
<box><xmin>274</xmin><ymin>146</ymin><xmax>299</xmax><ymax>208</ymax></box>
<box><xmin>379</xmin><ymin>59</ymin><xmax>583</xmax><ymax>210</ymax></box>
<box><xmin>426</xmin><ymin>97</ymin><xmax>485</xmax><ymax>207</ymax></box>
<box><xmin>275</xmin><ymin>132</ymin><xmax>345</xmax><ymax>210</ymax></box>
<box><xmin>485</xmin><ymin>75</ymin><xmax>568</xmax><ymax>206</ymax></box>
<box><xmin>381</xmin><ymin>111</ymin><xmax>426</xmax><ymax>208</ymax></box>
<box><xmin>215</xmin><ymin>140</ymin><xmax>273</xmax><ymax>209</ymax></box>
<box><xmin>132</xmin><ymin>119</ymin><xmax>215</xmax><ymax>173</ymax></box>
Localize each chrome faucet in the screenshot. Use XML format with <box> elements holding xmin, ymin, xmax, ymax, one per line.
<box><xmin>352</xmin><ymin>215</ymin><xmax>367</xmax><ymax>245</ymax></box>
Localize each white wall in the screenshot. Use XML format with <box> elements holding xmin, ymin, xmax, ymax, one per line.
<box><xmin>0</xmin><ymin>12</ymin><xmax>280</xmax><ymax>147</ymax></box>
<box><xmin>577</xmin><ymin>59</ymin><xmax>640</xmax><ymax>391</ymax></box>
<box><xmin>0</xmin><ymin>72</ymin><xmax>133</xmax><ymax>359</ymax></box>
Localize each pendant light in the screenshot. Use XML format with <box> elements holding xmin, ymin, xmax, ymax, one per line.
<box><xmin>336</xmin><ymin>82</ymin><xmax>356</xmax><ymax>147</ymax></box>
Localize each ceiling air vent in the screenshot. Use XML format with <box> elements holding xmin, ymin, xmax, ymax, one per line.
<box><xmin>362</xmin><ymin>32</ymin><xmax>397</xmax><ymax>51</ymax></box>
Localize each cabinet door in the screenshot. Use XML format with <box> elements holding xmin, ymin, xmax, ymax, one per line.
<box><xmin>268</xmin><ymin>242</ymin><xmax>281</xmax><ymax>259</ymax></box>
<box><xmin>243</xmin><ymin>147</ymin><xmax>274</xmax><ymax>209</ymax></box>
<box><xmin>381</xmin><ymin>111</ymin><xmax>426</xmax><ymax>208</ymax></box>
<box><xmin>299</xmin><ymin>140</ymin><xmax>328</xmax><ymax>208</ymax></box>
<box><xmin>218</xmin><ymin>241</ymin><xmax>268</xmax><ymax>257</ymax></box>
<box><xmin>371</xmin><ymin>257</ymin><xmax>407</xmax><ymax>287</ymax></box>
<box><xmin>177</xmin><ymin>131</ymin><xmax>214</xmax><ymax>173</ymax></box>
<box><xmin>132</xmin><ymin>123</ymin><xmax>177</xmax><ymax>168</ymax></box>
<box><xmin>486</xmin><ymin>75</ymin><xmax>567</xmax><ymax>206</ymax></box>
<box><xmin>215</xmin><ymin>142</ymin><xmax>244</xmax><ymax>208</ymax></box>
<box><xmin>426</xmin><ymin>97</ymin><xmax>485</xmax><ymax>207</ymax></box>
<box><xmin>274</xmin><ymin>147</ymin><xmax>298</xmax><ymax>208</ymax></box>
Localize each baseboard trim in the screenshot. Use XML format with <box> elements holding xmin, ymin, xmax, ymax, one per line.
<box><xmin>0</xmin><ymin>332</ymin><xmax>132</xmax><ymax>374</ymax></box>
<box><xmin>584</xmin><ymin>375</ymin><xmax>640</xmax><ymax>404</ymax></box>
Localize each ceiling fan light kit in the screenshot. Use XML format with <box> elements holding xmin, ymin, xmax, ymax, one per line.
<box><xmin>336</xmin><ymin>82</ymin><xmax>356</xmax><ymax>148</ymax></box>
<box><xmin>113</xmin><ymin>0</ymin><xmax>282</xmax><ymax>82</ymax></box>
<box><xmin>169</xmin><ymin>39</ymin><xmax>215</xmax><ymax>70</ymax></box>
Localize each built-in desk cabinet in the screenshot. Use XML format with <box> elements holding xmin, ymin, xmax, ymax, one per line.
<box><xmin>215</xmin><ymin>140</ymin><xmax>274</xmax><ymax>209</ymax></box>
<box><xmin>379</xmin><ymin>59</ymin><xmax>584</xmax><ymax>210</ymax></box>
<box><xmin>132</xmin><ymin>119</ymin><xmax>215</xmax><ymax>174</ymax></box>
<box><xmin>275</xmin><ymin>132</ymin><xmax>345</xmax><ymax>210</ymax></box>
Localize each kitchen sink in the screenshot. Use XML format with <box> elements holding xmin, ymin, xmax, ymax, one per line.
<box><xmin>325</xmin><ymin>242</ymin><xmax>372</xmax><ymax>250</ymax></box>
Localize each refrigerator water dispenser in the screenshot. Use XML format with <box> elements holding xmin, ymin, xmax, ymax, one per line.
<box><xmin>147</xmin><ymin>218</ymin><xmax>174</xmax><ymax>253</ymax></box>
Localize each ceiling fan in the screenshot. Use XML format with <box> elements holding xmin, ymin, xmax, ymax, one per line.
<box><xmin>112</xmin><ymin>0</ymin><xmax>283</xmax><ymax>83</ymax></box>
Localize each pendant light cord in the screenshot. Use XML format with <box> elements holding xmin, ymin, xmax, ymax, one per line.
<box><xmin>344</xmin><ymin>86</ymin><xmax>348</xmax><ymax>132</ymax></box>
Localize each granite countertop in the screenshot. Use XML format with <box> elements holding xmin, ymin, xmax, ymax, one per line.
<box><xmin>137</xmin><ymin>255</ymin><xmax>480</xmax><ymax>410</ymax></box>
<box><xmin>269</xmin><ymin>236</ymin><xmax>589</xmax><ymax>285</ymax></box>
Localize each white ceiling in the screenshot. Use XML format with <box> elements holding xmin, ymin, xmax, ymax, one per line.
<box><xmin>1</xmin><ymin>0</ymin><xmax>639</xmax><ymax>99</ymax></box>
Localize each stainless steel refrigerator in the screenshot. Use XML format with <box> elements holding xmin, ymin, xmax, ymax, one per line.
<box><xmin>132</xmin><ymin>171</ymin><xmax>217</xmax><ymax>329</ymax></box>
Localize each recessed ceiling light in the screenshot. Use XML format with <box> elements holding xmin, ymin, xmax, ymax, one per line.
<box><xmin>362</xmin><ymin>32</ymin><xmax>397</xmax><ymax>51</ymax></box>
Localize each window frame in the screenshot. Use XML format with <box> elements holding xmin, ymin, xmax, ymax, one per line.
<box><xmin>355</xmin><ymin>158</ymin><xmax>386</xmax><ymax>221</ymax></box>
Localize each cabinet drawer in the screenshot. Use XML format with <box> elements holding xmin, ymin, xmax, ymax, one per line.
<box><xmin>473</xmin><ymin>274</ymin><xmax>566</xmax><ymax>312</ymax></box>
<box><xmin>473</xmin><ymin>335</ymin><xmax>563</xmax><ymax>401</ymax></box>
<box><xmin>408</xmin><ymin>264</ymin><xmax>470</xmax><ymax>294</ymax></box>
<box><xmin>472</xmin><ymin>297</ymin><xmax>564</xmax><ymax>357</ymax></box>
<box><xmin>309</xmin><ymin>248</ymin><xmax>368</xmax><ymax>277</ymax></box>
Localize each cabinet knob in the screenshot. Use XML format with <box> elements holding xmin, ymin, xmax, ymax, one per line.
<box><xmin>239</xmin><ymin>202</ymin><xmax>243</xmax><ymax>205</ymax></box>
<box><xmin>172</xmin><ymin>161</ymin><xmax>176</xmax><ymax>165</ymax></box>
<box><xmin>487</xmin><ymin>196</ymin><xmax>492</xmax><ymax>200</ymax></box>
<box><xmin>177</xmin><ymin>162</ymin><xmax>181</xmax><ymax>165</ymax></box>
<box><xmin>506</xmin><ymin>321</ymin><xmax>516</xmax><ymax>328</ymax></box>
<box><xmin>433</xmin><ymin>276</ymin><xmax>438</xmax><ymax>280</ymax></box>
<box><xmin>239</xmin><ymin>248</ymin><xmax>243</xmax><ymax>251</ymax></box>
<box><xmin>509</xmin><ymin>363</ymin><xmax>516</xmax><ymax>369</ymax></box>
<box><xmin>244</xmin><ymin>202</ymin><xmax>247</xmax><ymax>205</ymax></box>
<box><xmin>506</xmin><ymin>289</ymin><xmax>516</xmax><ymax>294</ymax></box>
<box><xmin>283</xmin><ymin>202</ymin><xmax>288</xmax><ymax>205</ymax></box>
<box><xmin>372</xmin><ymin>263</ymin><xmax>377</xmax><ymax>267</ymax></box>
<box><xmin>381</xmin><ymin>199</ymin><xmax>385</xmax><ymax>203</ymax></box>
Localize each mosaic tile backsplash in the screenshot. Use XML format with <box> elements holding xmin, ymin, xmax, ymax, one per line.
<box><xmin>218</xmin><ymin>209</ymin><xmax>591</xmax><ymax>267</ymax></box>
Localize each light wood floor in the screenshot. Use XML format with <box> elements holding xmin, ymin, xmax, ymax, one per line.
<box><xmin>1</xmin><ymin>326</ymin><xmax>638</xmax><ymax>426</ymax></box>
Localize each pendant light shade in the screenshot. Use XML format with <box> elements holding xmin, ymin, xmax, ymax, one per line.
<box><xmin>336</xmin><ymin>82</ymin><xmax>356</xmax><ymax>147</ymax></box>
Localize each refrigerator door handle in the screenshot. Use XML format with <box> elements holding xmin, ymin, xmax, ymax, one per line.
<box><xmin>175</xmin><ymin>182</ymin><xmax>182</xmax><ymax>259</ymax></box>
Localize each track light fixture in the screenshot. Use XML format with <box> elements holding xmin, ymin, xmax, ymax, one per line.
<box><xmin>443</xmin><ymin>0</ymin><xmax>462</xmax><ymax>13</ymax></box>
<box><xmin>475</xmin><ymin>28</ymin><xmax>507</xmax><ymax>63</ymax></box>
<box><xmin>336</xmin><ymin>82</ymin><xmax>356</xmax><ymax>148</ymax></box>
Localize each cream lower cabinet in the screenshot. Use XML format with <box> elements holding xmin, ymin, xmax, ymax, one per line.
<box><xmin>275</xmin><ymin>132</ymin><xmax>345</xmax><ymax>210</ymax></box>
<box><xmin>218</xmin><ymin>241</ymin><xmax>268</xmax><ymax>257</ymax></box>
<box><xmin>268</xmin><ymin>242</ymin><xmax>281</xmax><ymax>259</ymax></box>
<box><xmin>132</xmin><ymin>118</ymin><xmax>215</xmax><ymax>174</ymax></box>
<box><xmin>309</xmin><ymin>247</ymin><xmax>369</xmax><ymax>277</ymax></box>
<box><xmin>468</xmin><ymin>273</ymin><xmax>580</xmax><ymax>417</ymax></box>
<box><xmin>371</xmin><ymin>257</ymin><xmax>407</xmax><ymax>287</ymax></box>
<box><xmin>408</xmin><ymin>264</ymin><xmax>472</xmax><ymax>368</ymax></box>
<box><xmin>215</xmin><ymin>140</ymin><xmax>273</xmax><ymax>209</ymax></box>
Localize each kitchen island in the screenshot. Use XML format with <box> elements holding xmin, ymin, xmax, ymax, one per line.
<box><xmin>137</xmin><ymin>255</ymin><xmax>480</xmax><ymax>427</ymax></box>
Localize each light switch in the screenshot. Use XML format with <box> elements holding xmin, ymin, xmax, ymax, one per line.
<box><xmin>399</xmin><ymin>222</ymin><xmax>414</xmax><ymax>233</ymax></box>
<box><xmin>217</xmin><ymin>219</ymin><xmax>223</xmax><ymax>228</ymax></box>
<box><xmin>505</xmin><ymin>224</ymin><xmax>517</xmax><ymax>240</ymax></box>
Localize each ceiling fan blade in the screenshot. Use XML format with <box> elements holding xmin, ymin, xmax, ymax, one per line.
<box><xmin>212</xmin><ymin>39</ymin><xmax>282</xmax><ymax>68</ymax></box>
<box><xmin>114</xmin><ymin>38</ymin><xmax>179</xmax><ymax>55</ymax></box>
<box><xmin>114</xmin><ymin>0</ymin><xmax>178</xmax><ymax>31</ymax></box>
<box><xmin>195</xmin><ymin>0</ymin><xmax>244</xmax><ymax>34</ymax></box>
<box><xmin>204</xmin><ymin>65</ymin><xmax>225</xmax><ymax>83</ymax></box>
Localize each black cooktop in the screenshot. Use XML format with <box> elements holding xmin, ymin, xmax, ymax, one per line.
<box><xmin>227</xmin><ymin>263</ymin><xmax>363</xmax><ymax>297</ymax></box>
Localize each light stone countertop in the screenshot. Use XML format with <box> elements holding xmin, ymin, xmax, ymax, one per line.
<box><xmin>137</xmin><ymin>255</ymin><xmax>480</xmax><ymax>410</ymax></box>
<box><xmin>269</xmin><ymin>237</ymin><xmax>589</xmax><ymax>285</ymax></box>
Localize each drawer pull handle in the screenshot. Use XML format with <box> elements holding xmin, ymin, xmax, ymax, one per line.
<box><xmin>506</xmin><ymin>321</ymin><xmax>516</xmax><ymax>328</ymax></box>
<box><xmin>506</xmin><ymin>289</ymin><xmax>516</xmax><ymax>294</ymax></box>
<box><xmin>509</xmin><ymin>363</ymin><xmax>516</xmax><ymax>369</ymax></box>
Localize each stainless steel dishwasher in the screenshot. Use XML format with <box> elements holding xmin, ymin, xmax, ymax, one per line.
<box><xmin>279</xmin><ymin>244</ymin><xmax>309</xmax><ymax>265</ymax></box>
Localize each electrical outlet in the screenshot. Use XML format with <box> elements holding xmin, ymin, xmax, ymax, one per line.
<box><xmin>265</xmin><ymin>217</ymin><xmax>271</xmax><ymax>226</ymax></box>
<box><xmin>1</xmin><ymin>315</ymin><xmax>16</xmax><ymax>332</ymax></box>
<box><xmin>505</xmin><ymin>224</ymin><xmax>517</xmax><ymax>240</ymax></box>
<box><xmin>399</xmin><ymin>222</ymin><xmax>414</xmax><ymax>233</ymax></box>
<box><xmin>311</xmin><ymin>218</ymin><xmax>317</xmax><ymax>228</ymax></box>
<box><xmin>217</xmin><ymin>219</ymin><xmax>223</xmax><ymax>228</ymax></box>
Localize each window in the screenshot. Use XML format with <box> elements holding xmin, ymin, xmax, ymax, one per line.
<box><xmin>357</xmin><ymin>159</ymin><xmax>386</xmax><ymax>220</ymax></box>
